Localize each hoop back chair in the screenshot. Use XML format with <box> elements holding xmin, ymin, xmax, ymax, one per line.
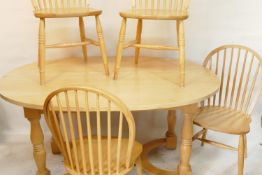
<box><xmin>43</xmin><ymin>87</ymin><xmax>142</xmax><ymax>175</ymax></box>
<box><xmin>113</xmin><ymin>0</ymin><xmax>190</xmax><ymax>87</ymax></box>
<box><xmin>31</xmin><ymin>0</ymin><xmax>109</xmax><ymax>85</ymax></box>
<box><xmin>193</xmin><ymin>45</ymin><xmax>262</xmax><ymax>175</ymax></box>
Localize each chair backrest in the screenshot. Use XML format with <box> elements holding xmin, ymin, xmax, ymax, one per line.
<box><xmin>43</xmin><ymin>87</ymin><xmax>136</xmax><ymax>174</ymax></box>
<box><xmin>202</xmin><ymin>45</ymin><xmax>262</xmax><ymax>115</ymax></box>
<box><xmin>31</xmin><ymin>0</ymin><xmax>90</xmax><ymax>11</ymax></box>
<box><xmin>131</xmin><ymin>0</ymin><xmax>190</xmax><ymax>11</ymax></box>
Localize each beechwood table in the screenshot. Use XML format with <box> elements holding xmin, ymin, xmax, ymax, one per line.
<box><xmin>0</xmin><ymin>56</ymin><xmax>220</xmax><ymax>175</ymax></box>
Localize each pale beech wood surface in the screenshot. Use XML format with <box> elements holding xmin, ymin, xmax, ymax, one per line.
<box><xmin>193</xmin><ymin>45</ymin><xmax>262</xmax><ymax>175</ymax></box>
<box><xmin>0</xmin><ymin>56</ymin><xmax>219</xmax><ymax>175</ymax></box>
<box><xmin>34</xmin><ymin>8</ymin><xmax>102</xmax><ymax>18</ymax></box>
<box><xmin>120</xmin><ymin>9</ymin><xmax>188</xmax><ymax>20</ymax></box>
<box><xmin>113</xmin><ymin>0</ymin><xmax>190</xmax><ymax>87</ymax></box>
<box><xmin>43</xmin><ymin>87</ymin><xmax>142</xmax><ymax>175</ymax></box>
<box><xmin>0</xmin><ymin>56</ymin><xmax>220</xmax><ymax>111</ymax></box>
<box><xmin>31</xmin><ymin>0</ymin><xmax>109</xmax><ymax>85</ymax></box>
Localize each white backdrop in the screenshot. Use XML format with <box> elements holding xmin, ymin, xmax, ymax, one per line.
<box><xmin>0</xmin><ymin>0</ymin><xmax>262</xmax><ymax>145</ymax></box>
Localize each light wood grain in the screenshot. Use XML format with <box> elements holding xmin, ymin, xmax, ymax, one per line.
<box><xmin>34</xmin><ymin>8</ymin><xmax>101</xmax><ymax>18</ymax></box>
<box><xmin>32</xmin><ymin>0</ymin><xmax>91</xmax><ymax>12</ymax></box>
<box><xmin>79</xmin><ymin>17</ymin><xmax>88</xmax><ymax>62</ymax></box>
<box><xmin>113</xmin><ymin>0</ymin><xmax>190</xmax><ymax>87</ymax></box>
<box><xmin>165</xmin><ymin>110</ymin><xmax>177</xmax><ymax>149</ymax></box>
<box><xmin>200</xmin><ymin>128</ymin><xmax>207</xmax><ymax>146</ymax></box>
<box><xmin>135</xmin><ymin>19</ymin><xmax>143</xmax><ymax>64</ymax></box>
<box><xmin>194</xmin><ymin>107</ymin><xmax>251</xmax><ymax>135</ymax></box>
<box><xmin>95</xmin><ymin>16</ymin><xmax>110</xmax><ymax>76</ymax></box>
<box><xmin>238</xmin><ymin>135</ymin><xmax>245</xmax><ymax>175</ymax></box>
<box><xmin>44</xmin><ymin>87</ymin><xmax>142</xmax><ymax>174</ymax></box>
<box><xmin>178</xmin><ymin>104</ymin><xmax>198</xmax><ymax>175</ymax></box>
<box><xmin>177</xmin><ymin>20</ymin><xmax>185</xmax><ymax>87</ymax></box>
<box><xmin>0</xmin><ymin>57</ymin><xmax>220</xmax><ymax>111</ymax></box>
<box><xmin>114</xmin><ymin>18</ymin><xmax>127</xmax><ymax>80</ymax></box>
<box><xmin>51</xmin><ymin>137</ymin><xmax>61</xmax><ymax>154</ymax></box>
<box><xmin>134</xmin><ymin>44</ymin><xmax>179</xmax><ymax>50</ymax></box>
<box><xmin>131</xmin><ymin>0</ymin><xmax>190</xmax><ymax>11</ymax></box>
<box><xmin>0</xmin><ymin>57</ymin><xmax>220</xmax><ymax>175</ymax></box>
<box><xmin>39</xmin><ymin>18</ymin><xmax>45</xmax><ymax>85</ymax></box>
<box><xmin>120</xmin><ymin>9</ymin><xmax>188</xmax><ymax>20</ymax></box>
<box><xmin>31</xmin><ymin>1</ymin><xmax>109</xmax><ymax>85</ymax></box>
<box><xmin>24</xmin><ymin>108</ymin><xmax>50</xmax><ymax>175</ymax></box>
<box><xmin>46</xmin><ymin>40</ymin><xmax>92</xmax><ymax>48</ymax></box>
<box><xmin>197</xmin><ymin>137</ymin><xmax>237</xmax><ymax>151</ymax></box>
<box><xmin>193</xmin><ymin>44</ymin><xmax>262</xmax><ymax>175</ymax></box>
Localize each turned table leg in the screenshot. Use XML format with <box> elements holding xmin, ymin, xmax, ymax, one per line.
<box><xmin>166</xmin><ymin>110</ymin><xmax>177</xmax><ymax>149</ymax></box>
<box><xmin>24</xmin><ymin>108</ymin><xmax>51</xmax><ymax>175</ymax></box>
<box><xmin>178</xmin><ymin>104</ymin><xmax>198</xmax><ymax>175</ymax></box>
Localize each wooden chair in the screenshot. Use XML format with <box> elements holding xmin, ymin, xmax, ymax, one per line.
<box><xmin>193</xmin><ymin>45</ymin><xmax>262</xmax><ymax>175</ymax></box>
<box><xmin>113</xmin><ymin>0</ymin><xmax>190</xmax><ymax>86</ymax></box>
<box><xmin>31</xmin><ymin>0</ymin><xmax>109</xmax><ymax>85</ymax></box>
<box><xmin>43</xmin><ymin>87</ymin><xmax>143</xmax><ymax>175</ymax></box>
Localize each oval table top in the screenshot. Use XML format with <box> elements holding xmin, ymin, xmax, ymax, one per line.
<box><xmin>0</xmin><ymin>56</ymin><xmax>220</xmax><ymax>111</ymax></box>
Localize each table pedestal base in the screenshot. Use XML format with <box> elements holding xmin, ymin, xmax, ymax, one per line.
<box><xmin>141</xmin><ymin>138</ymin><xmax>178</xmax><ymax>175</ymax></box>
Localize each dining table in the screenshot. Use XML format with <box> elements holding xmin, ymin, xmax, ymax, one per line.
<box><xmin>0</xmin><ymin>56</ymin><xmax>220</xmax><ymax>175</ymax></box>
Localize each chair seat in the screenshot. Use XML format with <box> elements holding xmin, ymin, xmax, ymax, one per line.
<box><xmin>194</xmin><ymin>106</ymin><xmax>251</xmax><ymax>135</ymax></box>
<box><xmin>65</xmin><ymin>138</ymin><xmax>142</xmax><ymax>175</ymax></box>
<box><xmin>120</xmin><ymin>9</ymin><xmax>188</xmax><ymax>20</ymax></box>
<box><xmin>34</xmin><ymin>8</ymin><xmax>102</xmax><ymax>18</ymax></box>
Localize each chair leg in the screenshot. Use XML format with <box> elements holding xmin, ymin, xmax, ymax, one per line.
<box><xmin>95</xmin><ymin>15</ymin><xmax>109</xmax><ymax>76</ymax></box>
<box><xmin>51</xmin><ymin>137</ymin><xmax>61</xmax><ymax>154</ymax></box>
<box><xmin>39</xmin><ymin>18</ymin><xmax>46</xmax><ymax>85</ymax></box>
<box><xmin>201</xmin><ymin>129</ymin><xmax>208</xmax><ymax>146</ymax></box>
<box><xmin>165</xmin><ymin>110</ymin><xmax>177</xmax><ymax>149</ymax></box>
<box><xmin>79</xmin><ymin>17</ymin><xmax>88</xmax><ymax>63</ymax></box>
<box><xmin>176</xmin><ymin>20</ymin><xmax>179</xmax><ymax>46</ymax></box>
<box><xmin>243</xmin><ymin>134</ymin><xmax>247</xmax><ymax>158</ymax></box>
<box><xmin>136</xmin><ymin>157</ymin><xmax>143</xmax><ymax>175</ymax></box>
<box><xmin>238</xmin><ymin>135</ymin><xmax>245</xmax><ymax>175</ymax></box>
<box><xmin>114</xmin><ymin>17</ymin><xmax>127</xmax><ymax>80</ymax></box>
<box><xmin>177</xmin><ymin>20</ymin><xmax>185</xmax><ymax>87</ymax></box>
<box><xmin>134</xmin><ymin>19</ymin><xmax>143</xmax><ymax>65</ymax></box>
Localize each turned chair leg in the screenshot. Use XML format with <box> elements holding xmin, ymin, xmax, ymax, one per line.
<box><xmin>95</xmin><ymin>16</ymin><xmax>109</xmax><ymax>76</ymax></box>
<box><xmin>177</xmin><ymin>20</ymin><xmax>185</xmax><ymax>87</ymax></box>
<box><xmin>165</xmin><ymin>110</ymin><xmax>177</xmax><ymax>149</ymax></box>
<box><xmin>114</xmin><ymin>17</ymin><xmax>127</xmax><ymax>80</ymax></box>
<box><xmin>176</xmin><ymin>21</ymin><xmax>179</xmax><ymax>46</ymax></box>
<box><xmin>238</xmin><ymin>135</ymin><xmax>245</xmax><ymax>175</ymax></box>
<box><xmin>51</xmin><ymin>137</ymin><xmax>61</xmax><ymax>154</ymax></box>
<box><xmin>243</xmin><ymin>134</ymin><xmax>247</xmax><ymax>158</ymax></box>
<box><xmin>136</xmin><ymin>157</ymin><xmax>143</xmax><ymax>175</ymax></box>
<box><xmin>39</xmin><ymin>18</ymin><xmax>46</xmax><ymax>85</ymax></box>
<box><xmin>201</xmin><ymin>129</ymin><xmax>208</xmax><ymax>146</ymax></box>
<box><xmin>79</xmin><ymin>17</ymin><xmax>88</xmax><ymax>63</ymax></box>
<box><xmin>134</xmin><ymin>19</ymin><xmax>143</xmax><ymax>65</ymax></box>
